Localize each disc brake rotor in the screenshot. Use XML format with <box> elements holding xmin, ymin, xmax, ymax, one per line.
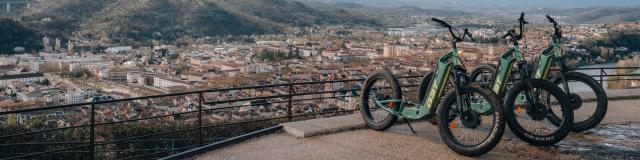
<box><xmin>460</xmin><ymin>110</ymin><xmax>481</xmax><ymax>129</ymax></box>
<box><xmin>568</xmin><ymin>93</ymin><xmax>582</xmax><ymax>110</ymax></box>
<box><xmin>528</xmin><ymin>103</ymin><xmax>549</xmax><ymax>121</ymax></box>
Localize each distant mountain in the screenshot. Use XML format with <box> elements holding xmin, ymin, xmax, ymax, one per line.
<box><xmin>308</xmin><ymin>0</ymin><xmax>640</xmax><ymax>10</ymax></box>
<box><xmin>559</xmin><ymin>7</ymin><xmax>640</xmax><ymax>24</ymax></box>
<box><xmin>528</xmin><ymin>6</ymin><xmax>640</xmax><ymax>24</ymax></box>
<box><xmin>18</xmin><ymin>0</ymin><xmax>378</xmax><ymax>45</ymax></box>
<box><xmin>299</xmin><ymin>1</ymin><xmax>472</xmax><ymax>27</ymax></box>
<box><xmin>216</xmin><ymin>0</ymin><xmax>376</xmax><ymax>26</ymax></box>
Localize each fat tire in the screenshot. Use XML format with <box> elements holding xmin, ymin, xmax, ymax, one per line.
<box><xmin>437</xmin><ymin>84</ymin><xmax>505</xmax><ymax>156</ymax></box>
<box><xmin>552</xmin><ymin>72</ymin><xmax>607</xmax><ymax>132</ymax></box>
<box><xmin>469</xmin><ymin>64</ymin><xmax>497</xmax><ymax>88</ymax></box>
<box><xmin>360</xmin><ymin>69</ymin><xmax>402</xmax><ymax>131</ymax></box>
<box><xmin>504</xmin><ymin>79</ymin><xmax>573</xmax><ymax>146</ymax></box>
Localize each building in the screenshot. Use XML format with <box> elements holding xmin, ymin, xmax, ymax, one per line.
<box><xmin>131</xmin><ymin>72</ymin><xmax>152</xmax><ymax>86</ymax></box>
<box><xmin>54</xmin><ymin>38</ymin><xmax>61</xmax><ymax>51</ymax></box>
<box><xmin>242</xmin><ymin>63</ymin><xmax>273</xmax><ymax>73</ymax></box>
<box><xmin>256</xmin><ymin>41</ymin><xmax>287</xmax><ymax>46</ymax></box>
<box><xmin>163</xmin><ymin>86</ymin><xmax>187</xmax><ymax>94</ymax></box>
<box><xmin>0</xmin><ymin>72</ymin><xmax>45</xmax><ymax>87</ymax></box>
<box><xmin>153</xmin><ymin>76</ymin><xmax>190</xmax><ymax>89</ymax></box>
<box><xmin>334</xmin><ymin>54</ymin><xmax>371</xmax><ymax>63</ymax></box>
<box><xmin>383</xmin><ymin>46</ymin><xmax>412</xmax><ymax>57</ymax></box>
<box><xmin>65</xmin><ymin>59</ymin><xmax>110</xmax><ymax>72</ymax></box>
<box><xmin>105</xmin><ymin>46</ymin><xmax>133</xmax><ymax>53</ymax></box>
<box><xmin>29</xmin><ymin>62</ymin><xmax>40</xmax><ymax>72</ymax></box>
<box><xmin>81</xmin><ymin>88</ymin><xmax>97</xmax><ymax>99</ymax></box>
<box><xmin>127</xmin><ymin>72</ymin><xmax>141</xmax><ymax>83</ymax></box>
<box><xmin>65</xmin><ymin>92</ymin><xmax>84</xmax><ymax>104</ymax></box>
<box><xmin>100</xmin><ymin>68</ymin><xmax>127</xmax><ymax>81</ymax></box>
<box><xmin>138</xmin><ymin>76</ymin><xmax>150</xmax><ymax>86</ymax></box>
<box><xmin>43</xmin><ymin>36</ymin><xmax>51</xmax><ymax>52</ymax></box>
<box><xmin>26</xmin><ymin>88</ymin><xmax>65</xmax><ymax>104</ymax></box>
<box><xmin>0</xmin><ymin>65</ymin><xmax>15</xmax><ymax>73</ymax></box>
<box><xmin>67</xmin><ymin>40</ymin><xmax>74</xmax><ymax>53</ymax></box>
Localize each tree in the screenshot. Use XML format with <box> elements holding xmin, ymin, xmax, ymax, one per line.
<box><xmin>40</xmin><ymin>79</ymin><xmax>51</xmax><ymax>86</ymax></box>
<box><xmin>257</xmin><ymin>50</ymin><xmax>289</xmax><ymax>62</ymax></box>
<box><xmin>0</xmin><ymin>18</ymin><xmax>41</xmax><ymax>54</ymax></box>
<box><xmin>3</xmin><ymin>114</ymin><xmax>18</xmax><ymax>127</ymax></box>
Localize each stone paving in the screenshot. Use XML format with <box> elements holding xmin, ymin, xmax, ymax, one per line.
<box><xmin>282</xmin><ymin>113</ymin><xmax>365</xmax><ymax>138</ymax></box>
<box><xmin>282</xmin><ymin>89</ymin><xmax>640</xmax><ymax>138</ymax></box>
<box><xmin>192</xmin><ymin>88</ymin><xmax>640</xmax><ymax>160</ymax></box>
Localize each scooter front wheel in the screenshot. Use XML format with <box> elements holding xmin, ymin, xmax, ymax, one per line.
<box><xmin>361</xmin><ymin>69</ymin><xmax>402</xmax><ymax>131</ymax></box>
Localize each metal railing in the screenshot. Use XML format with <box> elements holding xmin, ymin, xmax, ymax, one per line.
<box><xmin>492</xmin><ymin>66</ymin><xmax>640</xmax><ymax>87</ymax></box>
<box><xmin>0</xmin><ymin>66</ymin><xmax>639</xmax><ymax>160</ymax></box>
<box><xmin>0</xmin><ymin>76</ymin><xmax>423</xmax><ymax>160</ymax></box>
<box><xmin>568</xmin><ymin>67</ymin><xmax>640</xmax><ymax>85</ymax></box>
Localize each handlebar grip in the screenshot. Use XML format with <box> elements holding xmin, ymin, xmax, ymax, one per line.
<box><xmin>519</xmin><ymin>12</ymin><xmax>529</xmax><ymax>24</ymax></box>
<box><xmin>545</xmin><ymin>15</ymin><xmax>562</xmax><ymax>38</ymax></box>
<box><xmin>431</xmin><ymin>18</ymin><xmax>451</xmax><ymax>28</ymax></box>
<box><xmin>502</xmin><ymin>29</ymin><xmax>515</xmax><ymax>39</ymax></box>
<box><xmin>463</xmin><ymin>29</ymin><xmax>475</xmax><ymax>41</ymax></box>
<box><xmin>502</xmin><ymin>33</ymin><xmax>511</xmax><ymax>39</ymax></box>
<box><xmin>545</xmin><ymin>15</ymin><xmax>557</xmax><ymax>24</ymax></box>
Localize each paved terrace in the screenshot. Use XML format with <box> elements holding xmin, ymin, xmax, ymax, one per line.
<box><xmin>194</xmin><ymin>89</ymin><xmax>640</xmax><ymax>160</ymax></box>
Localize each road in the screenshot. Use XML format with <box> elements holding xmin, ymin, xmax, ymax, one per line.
<box><xmin>195</xmin><ymin>99</ymin><xmax>640</xmax><ymax>160</ymax></box>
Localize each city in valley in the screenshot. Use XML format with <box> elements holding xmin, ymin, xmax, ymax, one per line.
<box><xmin>2</xmin><ymin>19</ymin><xmax>639</xmax><ymax>128</ymax></box>
<box><xmin>1</xmin><ymin>0</ymin><xmax>640</xmax><ymax>159</ymax></box>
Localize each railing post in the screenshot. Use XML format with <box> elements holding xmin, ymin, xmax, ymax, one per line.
<box><xmin>600</xmin><ymin>68</ymin><xmax>604</xmax><ymax>86</ymax></box>
<box><xmin>287</xmin><ymin>84</ymin><xmax>293</xmax><ymax>122</ymax></box>
<box><xmin>198</xmin><ymin>93</ymin><xmax>203</xmax><ymax>146</ymax></box>
<box><xmin>89</xmin><ymin>104</ymin><xmax>95</xmax><ymax>160</ymax></box>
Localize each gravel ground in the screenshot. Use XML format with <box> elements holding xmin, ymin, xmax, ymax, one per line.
<box><xmin>195</xmin><ymin>99</ymin><xmax>640</xmax><ymax>160</ymax></box>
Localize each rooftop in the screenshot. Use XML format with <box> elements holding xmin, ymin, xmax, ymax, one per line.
<box><xmin>0</xmin><ymin>72</ymin><xmax>44</xmax><ymax>80</ymax></box>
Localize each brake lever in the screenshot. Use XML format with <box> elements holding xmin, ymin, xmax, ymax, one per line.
<box><xmin>518</xmin><ymin>12</ymin><xmax>529</xmax><ymax>25</ymax></box>
<box><xmin>502</xmin><ymin>29</ymin><xmax>515</xmax><ymax>39</ymax></box>
<box><xmin>545</xmin><ymin>15</ymin><xmax>562</xmax><ymax>38</ymax></box>
<box><xmin>468</xmin><ymin>35</ymin><xmax>476</xmax><ymax>42</ymax></box>
<box><xmin>463</xmin><ymin>28</ymin><xmax>475</xmax><ymax>42</ymax></box>
<box><xmin>545</xmin><ymin>15</ymin><xmax>557</xmax><ymax>26</ymax></box>
<box><xmin>432</xmin><ymin>18</ymin><xmax>452</xmax><ymax>28</ymax></box>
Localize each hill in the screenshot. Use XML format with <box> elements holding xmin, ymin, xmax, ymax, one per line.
<box><xmin>309</xmin><ymin>0</ymin><xmax>639</xmax><ymax>10</ymax></box>
<box><xmin>0</xmin><ymin>18</ymin><xmax>40</xmax><ymax>54</ymax></box>
<box><xmin>563</xmin><ymin>6</ymin><xmax>640</xmax><ymax>24</ymax></box>
<box><xmin>528</xmin><ymin>6</ymin><xmax>640</xmax><ymax>24</ymax></box>
<box><xmin>18</xmin><ymin>0</ymin><xmax>378</xmax><ymax>45</ymax></box>
<box><xmin>216</xmin><ymin>0</ymin><xmax>377</xmax><ymax>26</ymax></box>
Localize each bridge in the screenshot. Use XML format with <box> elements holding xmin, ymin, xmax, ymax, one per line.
<box><xmin>0</xmin><ymin>67</ymin><xmax>639</xmax><ymax>160</ymax></box>
<box><xmin>1</xmin><ymin>0</ymin><xmax>41</xmax><ymax>12</ymax></box>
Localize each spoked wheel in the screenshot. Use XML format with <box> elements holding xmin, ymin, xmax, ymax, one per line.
<box><xmin>438</xmin><ymin>84</ymin><xmax>505</xmax><ymax>157</ymax></box>
<box><xmin>361</xmin><ymin>70</ymin><xmax>402</xmax><ymax>131</ymax></box>
<box><xmin>469</xmin><ymin>64</ymin><xmax>497</xmax><ymax>88</ymax></box>
<box><xmin>504</xmin><ymin>79</ymin><xmax>573</xmax><ymax>146</ymax></box>
<box><xmin>551</xmin><ymin>72</ymin><xmax>607</xmax><ymax>132</ymax></box>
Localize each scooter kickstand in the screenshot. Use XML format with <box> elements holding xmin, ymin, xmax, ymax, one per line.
<box><xmin>404</xmin><ymin>117</ymin><xmax>417</xmax><ymax>134</ymax></box>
